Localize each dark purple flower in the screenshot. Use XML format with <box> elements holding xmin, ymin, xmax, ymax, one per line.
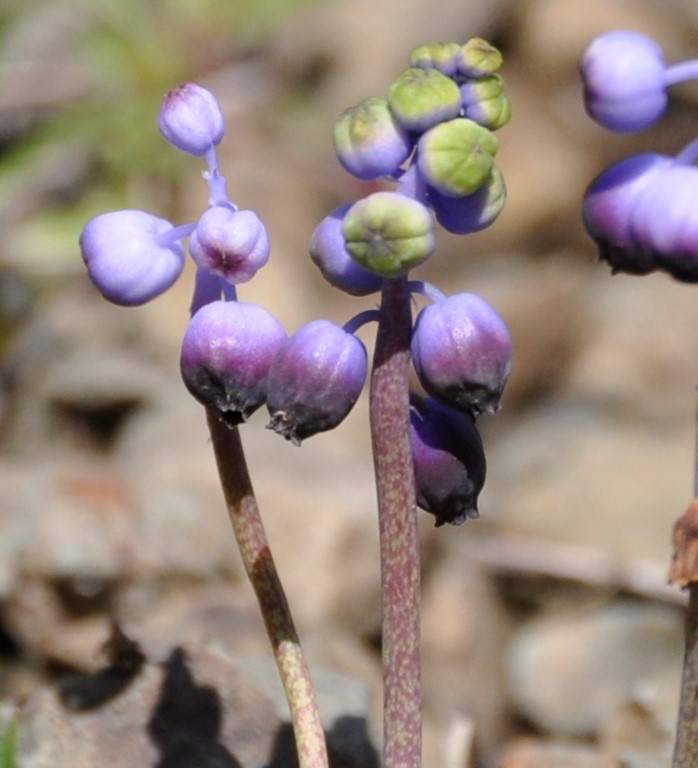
<box><xmin>180</xmin><ymin>300</ymin><xmax>286</xmax><ymax>425</ymax></box>
<box><xmin>158</xmin><ymin>83</ymin><xmax>225</xmax><ymax>156</ymax></box>
<box><xmin>80</xmin><ymin>210</ymin><xmax>185</xmax><ymax>306</ymax></box>
<box><xmin>189</xmin><ymin>206</ymin><xmax>270</xmax><ymax>284</ymax></box>
<box><xmin>581</xmin><ymin>30</ymin><xmax>668</xmax><ymax>132</ymax></box>
<box><xmin>309</xmin><ymin>203</ymin><xmax>384</xmax><ymax>296</ymax></box>
<box><xmin>630</xmin><ymin>162</ymin><xmax>698</xmax><ymax>283</ymax></box>
<box><xmin>266</xmin><ymin>320</ymin><xmax>368</xmax><ymax>444</ymax></box>
<box><xmin>409</xmin><ymin>394</ymin><xmax>486</xmax><ymax>527</ymax></box>
<box><xmin>411</xmin><ymin>293</ymin><xmax>512</xmax><ymax>417</ymax></box>
<box><xmin>582</xmin><ymin>152</ymin><xmax>672</xmax><ymax>275</ymax></box>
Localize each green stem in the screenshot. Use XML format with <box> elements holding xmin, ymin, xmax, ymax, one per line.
<box><xmin>369</xmin><ymin>277</ymin><xmax>422</xmax><ymax>768</ymax></box>
<box><xmin>205</xmin><ymin>409</ymin><xmax>328</xmax><ymax>768</ymax></box>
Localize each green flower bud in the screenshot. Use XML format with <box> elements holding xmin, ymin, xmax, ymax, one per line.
<box><xmin>409</xmin><ymin>42</ymin><xmax>461</xmax><ymax>75</ymax></box>
<box><xmin>342</xmin><ymin>192</ymin><xmax>435</xmax><ymax>278</ymax></box>
<box><xmin>460</xmin><ymin>75</ymin><xmax>512</xmax><ymax>130</ymax></box>
<box><xmin>387</xmin><ymin>67</ymin><xmax>462</xmax><ymax>132</ymax></box>
<box><xmin>417</xmin><ymin>118</ymin><xmax>499</xmax><ymax>197</ymax></box>
<box><xmin>456</xmin><ymin>38</ymin><xmax>503</xmax><ymax>77</ymax></box>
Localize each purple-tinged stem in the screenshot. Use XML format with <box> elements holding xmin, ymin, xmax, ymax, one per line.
<box><xmin>205</xmin><ymin>409</ymin><xmax>328</xmax><ymax>768</ymax></box>
<box><xmin>369</xmin><ymin>276</ymin><xmax>422</xmax><ymax>768</ymax></box>
<box><xmin>671</xmin><ymin>397</ymin><xmax>698</xmax><ymax>768</ymax></box>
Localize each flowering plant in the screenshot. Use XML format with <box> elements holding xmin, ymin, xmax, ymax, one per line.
<box><xmin>79</xmin><ymin>40</ymin><xmax>513</xmax><ymax>768</ymax></box>
<box><xmin>580</xmin><ymin>29</ymin><xmax>698</xmax><ymax>768</ymax></box>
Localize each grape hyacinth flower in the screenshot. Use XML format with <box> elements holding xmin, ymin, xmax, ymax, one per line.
<box><xmin>79</xmin><ymin>82</ymin><xmax>329</xmax><ymax>768</ymax></box>
<box><xmin>580</xmin><ymin>30</ymin><xmax>698</xmax><ymax>283</ymax></box>
<box><xmin>411</xmin><ymin>292</ymin><xmax>513</xmax><ymax>417</ymax></box>
<box><xmin>409</xmin><ymin>395</ymin><xmax>486</xmax><ymax>527</ymax></box>
<box><xmin>580</xmin><ymin>29</ymin><xmax>698</xmax><ymax>768</ymax></box>
<box><xmin>79</xmin><ymin>36</ymin><xmax>514</xmax><ymax>768</ymax></box>
<box><xmin>80</xmin><ymin>210</ymin><xmax>186</xmax><ymax>306</ymax></box>
<box><xmin>189</xmin><ymin>206</ymin><xmax>270</xmax><ymax>284</ymax></box>
<box><xmin>308</xmin><ymin>37</ymin><xmax>514</xmax><ymax>768</ymax></box>
<box><xmin>181</xmin><ymin>300</ymin><xmax>286</xmax><ymax>425</ymax></box>
<box><xmin>581</xmin><ymin>30</ymin><xmax>668</xmax><ymax>133</ymax></box>
<box><xmin>158</xmin><ymin>82</ymin><xmax>225</xmax><ymax>155</ymax></box>
<box><xmin>266</xmin><ymin>319</ymin><xmax>368</xmax><ymax>444</ymax></box>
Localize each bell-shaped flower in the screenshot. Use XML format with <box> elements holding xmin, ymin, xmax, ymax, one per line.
<box><xmin>180</xmin><ymin>300</ymin><xmax>286</xmax><ymax>425</ymax></box>
<box><xmin>266</xmin><ymin>320</ymin><xmax>368</xmax><ymax>444</ymax></box>
<box><xmin>80</xmin><ymin>209</ymin><xmax>185</xmax><ymax>306</ymax></box>
<box><xmin>582</xmin><ymin>152</ymin><xmax>672</xmax><ymax>275</ymax></box>
<box><xmin>630</xmin><ymin>162</ymin><xmax>698</xmax><ymax>283</ymax></box>
<box><xmin>411</xmin><ymin>293</ymin><xmax>513</xmax><ymax>417</ymax></box>
<box><xmin>409</xmin><ymin>395</ymin><xmax>486</xmax><ymax>527</ymax></box>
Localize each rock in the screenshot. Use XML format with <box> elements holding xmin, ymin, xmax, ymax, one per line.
<box><xmin>17</xmin><ymin>630</ymin><xmax>378</xmax><ymax>768</ymax></box>
<box><xmin>421</xmin><ymin>550</ymin><xmax>511</xmax><ymax>755</ymax></box>
<box><xmin>495</xmin><ymin>737</ymin><xmax>601</xmax><ymax>768</ymax></box>
<box><xmin>505</xmin><ymin>601</ymin><xmax>683</xmax><ymax>736</ymax></box>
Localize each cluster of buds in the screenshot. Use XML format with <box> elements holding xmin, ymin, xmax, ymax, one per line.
<box><xmin>79</xmin><ymin>83</ymin><xmax>368</xmax><ymax>444</ymax></box>
<box><xmin>581</xmin><ymin>30</ymin><xmax>698</xmax><ymax>282</ymax></box>
<box><xmin>312</xmin><ymin>39</ymin><xmax>514</xmax><ymax>526</ymax></box>
<box><xmin>79</xmin><ymin>39</ymin><xmax>514</xmax><ymax>528</ymax></box>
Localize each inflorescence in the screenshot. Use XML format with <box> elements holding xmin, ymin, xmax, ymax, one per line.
<box><xmin>581</xmin><ymin>29</ymin><xmax>698</xmax><ymax>283</ymax></box>
<box><xmin>79</xmin><ymin>40</ymin><xmax>514</xmax><ymax>527</ymax></box>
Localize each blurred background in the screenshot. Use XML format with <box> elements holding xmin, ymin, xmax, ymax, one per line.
<box><xmin>2</xmin><ymin>0</ymin><xmax>698</xmax><ymax>766</ymax></box>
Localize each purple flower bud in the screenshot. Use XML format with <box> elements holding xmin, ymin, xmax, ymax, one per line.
<box><xmin>581</xmin><ymin>30</ymin><xmax>667</xmax><ymax>133</ymax></box>
<box><xmin>409</xmin><ymin>395</ymin><xmax>486</xmax><ymax>527</ymax></box>
<box><xmin>309</xmin><ymin>203</ymin><xmax>384</xmax><ymax>296</ymax></box>
<box><xmin>411</xmin><ymin>293</ymin><xmax>512</xmax><ymax>417</ymax></box>
<box><xmin>582</xmin><ymin>152</ymin><xmax>672</xmax><ymax>275</ymax></box>
<box><xmin>427</xmin><ymin>167</ymin><xmax>506</xmax><ymax>234</ymax></box>
<box><xmin>188</xmin><ymin>206</ymin><xmax>270</xmax><ymax>284</ymax></box>
<box><xmin>266</xmin><ymin>320</ymin><xmax>368</xmax><ymax>445</ymax></box>
<box><xmin>630</xmin><ymin>162</ymin><xmax>698</xmax><ymax>283</ymax></box>
<box><xmin>333</xmin><ymin>97</ymin><xmax>413</xmax><ymax>180</ymax></box>
<box><xmin>158</xmin><ymin>83</ymin><xmax>225</xmax><ymax>156</ymax></box>
<box><xmin>180</xmin><ymin>300</ymin><xmax>286</xmax><ymax>425</ymax></box>
<box><xmin>80</xmin><ymin>210</ymin><xmax>185</xmax><ymax>306</ymax></box>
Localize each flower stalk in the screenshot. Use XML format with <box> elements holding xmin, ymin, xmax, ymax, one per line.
<box><xmin>670</xmin><ymin>401</ymin><xmax>698</xmax><ymax>768</ymax></box>
<box><xmin>205</xmin><ymin>410</ymin><xmax>328</xmax><ymax>768</ymax></box>
<box><xmin>369</xmin><ymin>277</ymin><xmax>422</xmax><ymax>768</ymax></box>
